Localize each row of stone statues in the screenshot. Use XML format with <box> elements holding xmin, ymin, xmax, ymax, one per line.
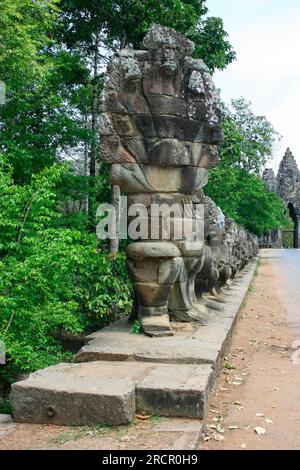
<box><xmin>99</xmin><ymin>24</ymin><xmax>258</xmax><ymax>337</ymax></box>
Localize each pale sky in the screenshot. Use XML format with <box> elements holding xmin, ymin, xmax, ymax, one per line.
<box><xmin>206</xmin><ymin>0</ymin><xmax>300</xmax><ymax>173</ymax></box>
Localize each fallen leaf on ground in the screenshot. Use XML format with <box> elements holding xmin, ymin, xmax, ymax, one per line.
<box><xmin>216</xmin><ymin>424</ymin><xmax>225</xmax><ymax>434</ymax></box>
<box><xmin>254</xmin><ymin>427</ymin><xmax>266</xmax><ymax>435</ymax></box>
<box><xmin>241</xmin><ymin>443</ymin><xmax>247</xmax><ymax>449</ymax></box>
<box><xmin>208</xmin><ymin>423</ymin><xmax>225</xmax><ymax>434</ymax></box>
<box><xmin>208</xmin><ymin>424</ymin><xmax>217</xmax><ymax>430</ymax></box>
<box><xmin>135</xmin><ymin>414</ymin><xmax>150</xmax><ymax>421</ymax></box>
<box><xmin>224</xmin><ymin>362</ymin><xmax>236</xmax><ymax>370</ymax></box>
<box><xmin>265</xmin><ymin>419</ymin><xmax>273</xmax><ymax>424</ymax></box>
<box><xmin>256</xmin><ymin>413</ymin><xmax>265</xmax><ymax>417</ymax></box>
<box><xmin>213</xmin><ymin>434</ymin><xmax>224</xmax><ymax>442</ymax></box>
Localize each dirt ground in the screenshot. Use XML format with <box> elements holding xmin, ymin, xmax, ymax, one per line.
<box><xmin>200</xmin><ymin>250</ymin><xmax>300</xmax><ymax>450</ymax></box>
<box><xmin>1</xmin><ymin>250</ymin><xmax>299</xmax><ymax>450</ymax></box>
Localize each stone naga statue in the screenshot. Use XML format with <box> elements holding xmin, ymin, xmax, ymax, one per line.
<box><xmin>99</xmin><ymin>24</ymin><xmax>223</xmax><ymax>337</ymax></box>
<box><xmin>195</xmin><ymin>199</ymin><xmax>258</xmax><ymax>306</ymax></box>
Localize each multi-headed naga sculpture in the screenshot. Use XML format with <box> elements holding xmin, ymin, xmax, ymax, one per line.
<box><xmin>99</xmin><ymin>24</ymin><xmax>225</xmax><ymax>336</ymax></box>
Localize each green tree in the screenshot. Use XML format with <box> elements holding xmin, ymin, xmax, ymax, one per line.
<box><xmin>0</xmin><ymin>0</ymin><xmax>90</xmax><ymax>184</ymax></box>
<box><xmin>58</xmin><ymin>0</ymin><xmax>235</xmax><ymax>72</ymax></box>
<box><xmin>205</xmin><ymin>99</ymin><xmax>287</xmax><ymax>236</ymax></box>
<box><xmin>222</xmin><ymin>98</ymin><xmax>280</xmax><ymax>174</ymax></box>
<box><xmin>206</xmin><ymin>167</ymin><xmax>288</xmax><ymax>236</ymax></box>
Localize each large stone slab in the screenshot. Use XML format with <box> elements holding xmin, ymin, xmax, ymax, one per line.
<box><xmin>75</xmin><ymin>326</ymin><xmax>222</xmax><ymax>366</ymax></box>
<box><xmin>10</xmin><ymin>362</ymin><xmax>141</xmax><ymax>426</ymax></box>
<box><xmin>10</xmin><ymin>361</ymin><xmax>214</xmax><ymax>425</ymax></box>
<box><xmin>0</xmin><ymin>414</ymin><xmax>13</xmax><ymax>425</ymax></box>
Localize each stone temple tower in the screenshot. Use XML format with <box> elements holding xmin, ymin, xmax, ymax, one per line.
<box><xmin>263</xmin><ymin>148</ymin><xmax>300</xmax><ymax>248</ymax></box>
<box><xmin>277</xmin><ymin>148</ymin><xmax>300</xmax><ymax>202</ymax></box>
<box><xmin>262</xmin><ymin>148</ymin><xmax>300</xmax><ymax>248</ymax></box>
<box><xmin>262</xmin><ymin>168</ymin><xmax>277</xmax><ymax>194</ymax></box>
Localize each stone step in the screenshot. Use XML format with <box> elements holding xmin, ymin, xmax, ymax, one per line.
<box><xmin>10</xmin><ymin>361</ymin><xmax>213</xmax><ymax>426</ymax></box>
<box><xmin>75</xmin><ymin>323</ymin><xmax>223</xmax><ymax>367</ymax></box>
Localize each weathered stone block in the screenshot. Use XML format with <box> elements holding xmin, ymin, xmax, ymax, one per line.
<box><xmin>134</xmin><ymin>283</ymin><xmax>172</xmax><ymax>307</ymax></box>
<box><xmin>122</xmin><ymin>137</ymin><xmax>149</xmax><ymax>163</ymax></box>
<box><xmin>145</xmin><ymin>165</ymin><xmax>208</xmax><ymax>193</ymax></box>
<box><xmin>148</xmin><ymin>95</ymin><xmax>187</xmax><ymax>117</ymax></box>
<box><xmin>100</xmin><ymin>136</ymin><xmax>136</xmax><ymax>164</ymax></box>
<box><xmin>187</xmin><ymin>101</ymin><xmax>207</xmax><ymax>120</ymax></box>
<box><xmin>139</xmin><ymin>305</ymin><xmax>168</xmax><ymax>317</ymax></box>
<box><xmin>122</xmin><ymin>93</ymin><xmax>150</xmax><ymax>115</ymax></box>
<box><xmin>132</xmin><ymin>114</ymin><xmax>157</xmax><ymax>138</ymax></box>
<box><xmin>10</xmin><ymin>363</ymin><xmax>136</xmax><ymax>426</ymax></box>
<box><xmin>127</xmin><ymin>193</ymin><xmax>152</xmax><ymax>208</ymax></box>
<box><xmin>195</xmin><ymin>121</ymin><xmax>224</xmax><ymax>145</ymax></box>
<box><xmin>190</xmin><ymin>143</ymin><xmax>220</xmax><ymax>168</ymax></box>
<box><xmin>158</xmin><ymin>258</ymin><xmax>184</xmax><ymax>285</ymax></box>
<box><xmin>0</xmin><ymin>414</ymin><xmax>13</xmax><ymax>425</ymax></box>
<box><xmin>142</xmin><ymin>25</ymin><xmax>194</xmax><ymax>55</ymax></box>
<box><xmin>140</xmin><ymin>314</ymin><xmax>173</xmax><ymax>337</ymax></box>
<box><xmin>136</xmin><ymin>364</ymin><xmax>214</xmax><ymax>418</ymax></box>
<box><xmin>126</xmin><ymin>241</ymin><xmax>180</xmax><ymax>259</ymax></box>
<box><xmin>100</xmin><ymin>91</ymin><xmax>127</xmax><ymax>114</ymax></box>
<box><xmin>149</xmin><ymin>139</ymin><xmax>190</xmax><ymax>167</ymax></box>
<box><xmin>127</xmin><ymin>259</ymin><xmax>158</xmax><ymax>283</ymax></box>
<box><xmin>112</xmin><ymin>114</ymin><xmax>137</xmax><ymax>136</ymax></box>
<box><xmin>110</xmin><ymin>163</ymin><xmax>153</xmax><ymax>193</ymax></box>
<box><xmin>143</xmin><ymin>62</ymin><xmax>185</xmax><ymax>98</ymax></box>
<box><xmin>151</xmin><ymin>115</ymin><xmax>185</xmax><ymax>139</ymax></box>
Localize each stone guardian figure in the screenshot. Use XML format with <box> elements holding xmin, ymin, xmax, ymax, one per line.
<box><xmin>99</xmin><ymin>24</ymin><xmax>223</xmax><ymax>336</ymax></box>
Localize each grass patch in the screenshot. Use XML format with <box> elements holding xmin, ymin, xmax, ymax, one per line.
<box><xmin>254</xmin><ymin>257</ymin><xmax>261</xmax><ymax>277</ymax></box>
<box><xmin>48</xmin><ymin>424</ymin><xmax>114</xmax><ymax>445</ymax></box>
<box><xmin>0</xmin><ymin>397</ymin><xmax>11</xmax><ymax>415</ymax></box>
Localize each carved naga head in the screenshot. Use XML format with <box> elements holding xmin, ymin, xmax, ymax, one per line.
<box><xmin>99</xmin><ymin>24</ymin><xmax>223</xmax><ymax>196</ymax></box>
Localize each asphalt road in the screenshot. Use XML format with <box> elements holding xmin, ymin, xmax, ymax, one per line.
<box><xmin>263</xmin><ymin>249</ymin><xmax>300</xmax><ymax>338</ymax></box>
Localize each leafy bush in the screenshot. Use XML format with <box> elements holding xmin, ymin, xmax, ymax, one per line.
<box><xmin>0</xmin><ymin>160</ymin><xmax>132</xmax><ymax>383</ymax></box>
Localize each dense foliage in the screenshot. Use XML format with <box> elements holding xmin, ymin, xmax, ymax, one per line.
<box><xmin>205</xmin><ymin>100</ymin><xmax>288</xmax><ymax>236</ymax></box>
<box><xmin>58</xmin><ymin>0</ymin><xmax>236</xmax><ymax>72</ymax></box>
<box><xmin>0</xmin><ymin>161</ymin><xmax>131</xmax><ymax>383</ymax></box>
<box><xmin>206</xmin><ymin>166</ymin><xmax>288</xmax><ymax>236</ymax></box>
